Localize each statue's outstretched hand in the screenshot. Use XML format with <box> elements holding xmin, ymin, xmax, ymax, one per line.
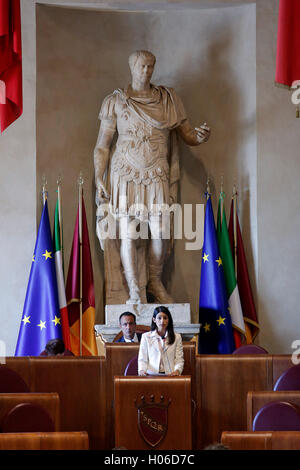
<box><xmin>195</xmin><ymin>122</ymin><xmax>211</xmax><ymax>144</ymax></box>
<box><xmin>96</xmin><ymin>179</ymin><xmax>110</xmax><ymax>203</ymax></box>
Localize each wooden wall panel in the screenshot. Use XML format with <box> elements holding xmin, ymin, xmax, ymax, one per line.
<box><xmin>196</xmin><ymin>355</ymin><xmax>272</xmax><ymax>449</ymax></box>
<box><xmin>5</xmin><ymin>357</ymin><xmax>32</xmax><ymax>390</ymax></box>
<box><xmin>105</xmin><ymin>344</ymin><xmax>139</xmax><ymax>449</ymax></box>
<box><xmin>29</xmin><ymin>357</ymin><xmax>106</xmax><ymax>450</ymax></box>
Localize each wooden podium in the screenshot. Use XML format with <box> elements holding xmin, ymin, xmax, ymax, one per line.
<box><xmin>114</xmin><ymin>376</ymin><xmax>192</xmax><ymax>450</ymax></box>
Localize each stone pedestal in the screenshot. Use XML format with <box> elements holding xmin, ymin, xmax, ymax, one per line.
<box><xmin>95</xmin><ymin>303</ymin><xmax>200</xmax><ymax>342</ymax></box>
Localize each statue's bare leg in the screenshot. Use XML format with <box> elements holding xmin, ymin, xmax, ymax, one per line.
<box><xmin>119</xmin><ymin>217</ymin><xmax>141</xmax><ymax>304</ymax></box>
<box><xmin>147</xmin><ymin>214</ymin><xmax>174</xmax><ymax>304</ymax></box>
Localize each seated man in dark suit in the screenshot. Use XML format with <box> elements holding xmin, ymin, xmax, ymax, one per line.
<box><xmin>116</xmin><ymin>312</ymin><xmax>142</xmax><ymax>343</ymax></box>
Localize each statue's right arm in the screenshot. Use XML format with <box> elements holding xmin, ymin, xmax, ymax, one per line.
<box><xmin>93</xmin><ymin>120</ymin><xmax>116</xmax><ymax>201</ymax></box>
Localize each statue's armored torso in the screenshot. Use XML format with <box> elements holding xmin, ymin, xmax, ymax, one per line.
<box><xmin>112</xmin><ymin>94</ymin><xmax>170</xmax><ymax>186</ymax></box>
<box><xmin>99</xmin><ymin>85</ymin><xmax>186</xmax><ymax>216</ymax></box>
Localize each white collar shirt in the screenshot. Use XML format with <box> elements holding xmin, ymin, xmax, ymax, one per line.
<box><xmin>124</xmin><ymin>333</ymin><xmax>139</xmax><ymax>343</ymax></box>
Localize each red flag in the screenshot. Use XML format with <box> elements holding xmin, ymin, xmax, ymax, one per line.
<box><xmin>0</xmin><ymin>0</ymin><xmax>23</xmax><ymax>132</ymax></box>
<box><xmin>228</xmin><ymin>199</ymin><xmax>259</xmax><ymax>343</ymax></box>
<box><xmin>66</xmin><ymin>195</ymin><xmax>97</xmax><ymax>356</ymax></box>
<box><xmin>275</xmin><ymin>0</ymin><xmax>300</xmax><ymax>87</ymax></box>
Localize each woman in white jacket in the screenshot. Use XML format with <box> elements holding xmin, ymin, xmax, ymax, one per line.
<box><xmin>138</xmin><ymin>306</ymin><xmax>184</xmax><ymax>376</ymax></box>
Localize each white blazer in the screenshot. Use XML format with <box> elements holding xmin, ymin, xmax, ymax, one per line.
<box><xmin>138</xmin><ymin>330</ymin><xmax>184</xmax><ymax>376</ymax></box>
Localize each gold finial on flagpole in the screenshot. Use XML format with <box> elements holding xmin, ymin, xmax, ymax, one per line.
<box><xmin>220</xmin><ymin>173</ymin><xmax>224</xmax><ymax>194</ymax></box>
<box><xmin>42</xmin><ymin>174</ymin><xmax>48</xmax><ymax>205</ymax></box>
<box><xmin>78</xmin><ymin>170</ymin><xmax>84</xmax><ymax>188</ymax></box>
<box><xmin>220</xmin><ymin>174</ymin><xmax>225</xmax><ymax>225</ymax></box>
<box><xmin>56</xmin><ymin>175</ymin><xmax>63</xmax><ymax>264</ymax></box>
<box><xmin>232</xmin><ymin>182</ymin><xmax>238</xmax><ymax>278</ymax></box>
<box><xmin>232</xmin><ymin>173</ymin><xmax>238</xmax><ymax>198</ymax></box>
<box><xmin>232</xmin><ymin>180</ymin><xmax>238</xmax><ymax>198</ymax></box>
<box><xmin>206</xmin><ymin>175</ymin><xmax>211</xmax><ymax>199</ymax></box>
<box><xmin>56</xmin><ymin>176</ymin><xmax>62</xmax><ymax>219</ymax></box>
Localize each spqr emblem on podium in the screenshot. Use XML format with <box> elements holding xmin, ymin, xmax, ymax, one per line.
<box><xmin>135</xmin><ymin>394</ymin><xmax>171</xmax><ymax>448</ymax></box>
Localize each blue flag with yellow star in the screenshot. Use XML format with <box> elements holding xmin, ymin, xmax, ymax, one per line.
<box><xmin>198</xmin><ymin>196</ymin><xmax>235</xmax><ymax>354</ymax></box>
<box><xmin>15</xmin><ymin>201</ymin><xmax>62</xmax><ymax>356</ymax></box>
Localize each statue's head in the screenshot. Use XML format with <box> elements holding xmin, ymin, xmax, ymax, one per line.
<box><xmin>129</xmin><ymin>50</ymin><xmax>156</xmax><ymax>83</ymax></box>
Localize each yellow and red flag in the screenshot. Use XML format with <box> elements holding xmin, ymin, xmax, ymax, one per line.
<box><xmin>66</xmin><ymin>195</ymin><xmax>97</xmax><ymax>356</ymax></box>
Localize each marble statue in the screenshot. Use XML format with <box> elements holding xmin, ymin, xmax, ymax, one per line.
<box><xmin>94</xmin><ymin>50</ymin><xmax>210</xmax><ymax>305</ymax></box>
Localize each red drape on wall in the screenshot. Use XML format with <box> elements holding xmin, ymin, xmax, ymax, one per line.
<box><xmin>276</xmin><ymin>0</ymin><xmax>300</xmax><ymax>87</ymax></box>
<box><xmin>0</xmin><ymin>0</ymin><xmax>22</xmax><ymax>132</ymax></box>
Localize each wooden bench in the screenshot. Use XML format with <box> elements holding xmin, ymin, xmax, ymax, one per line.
<box><xmin>0</xmin><ymin>431</ymin><xmax>89</xmax><ymax>450</ymax></box>
<box><xmin>247</xmin><ymin>390</ymin><xmax>300</xmax><ymax>430</ymax></box>
<box><xmin>0</xmin><ymin>392</ymin><xmax>60</xmax><ymax>431</ymax></box>
<box><xmin>221</xmin><ymin>431</ymin><xmax>300</xmax><ymax>450</ymax></box>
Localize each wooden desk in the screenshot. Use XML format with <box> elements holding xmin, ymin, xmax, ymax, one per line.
<box><xmin>114</xmin><ymin>376</ymin><xmax>192</xmax><ymax>450</ymax></box>
<box><xmin>105</xmin><ymin>343</ymin><xmax>196</xmax><ymax>449</ymax></box>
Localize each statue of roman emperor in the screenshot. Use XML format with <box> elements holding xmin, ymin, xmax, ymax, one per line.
<box><xmin>94</xmin><ymin>50</ymin><xmax>210</xmax><ymax>305</ymax></box>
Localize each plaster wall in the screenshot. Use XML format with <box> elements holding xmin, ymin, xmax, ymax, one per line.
<box><xmin>0</xmin><ymin>0</ymin><xmax>298</xmax><ymax>355</ymax></box>
<box><xmin>35</xmin><ymin>2</ymin><xmax>256</xmax><ymax>330</ymax></box>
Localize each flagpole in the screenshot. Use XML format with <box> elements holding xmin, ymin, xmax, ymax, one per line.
<box><xmin>232</xmin><ymin>184</ymin><xmax>238</xmax><ymax>278</ymax></box>
<box><xmin>78</xmin><ymin>172</ymin><xmax>84</xmax><ymax>357</ymax></box>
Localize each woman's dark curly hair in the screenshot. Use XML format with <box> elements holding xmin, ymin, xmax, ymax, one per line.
<box><xmin>151</xmin><ymin>306</ymin><xmax>175</xmax><ymax>345</ymax></box>
<box><xmin>45</xmin><ymin>339</ymin><xmax>65</xmax><ymax>356</ymax></box>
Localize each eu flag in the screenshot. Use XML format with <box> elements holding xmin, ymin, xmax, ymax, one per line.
<box><xmin>15</xmin><ymin>201</ymin><xmax>62</xmax><ymax>356</ymax></box>
<box><xmin>198</xmin><ymin>196</ymin><xmax>235</xmax><ymax>354</ymax></box>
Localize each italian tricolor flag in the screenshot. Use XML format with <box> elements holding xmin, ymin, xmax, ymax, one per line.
<box><xmin>54</xmin><ymin>198</ymin><xmax>71</xmax><ymax>350</ymax></box>
<box><xmin>217</xmin><ymin>193</ymin><xmax>246</xmax><ymax>347</ymax></box>
<box><xmin>228</xmin><ymin>194</ymin><xmax>260</xmax><ymax>343</ymax></box>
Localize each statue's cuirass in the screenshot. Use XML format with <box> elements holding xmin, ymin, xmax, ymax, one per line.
<box><xmin>111</xmin><ymin>93</ymin><xmax>170</xmax><ymax>186</ymax></box>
